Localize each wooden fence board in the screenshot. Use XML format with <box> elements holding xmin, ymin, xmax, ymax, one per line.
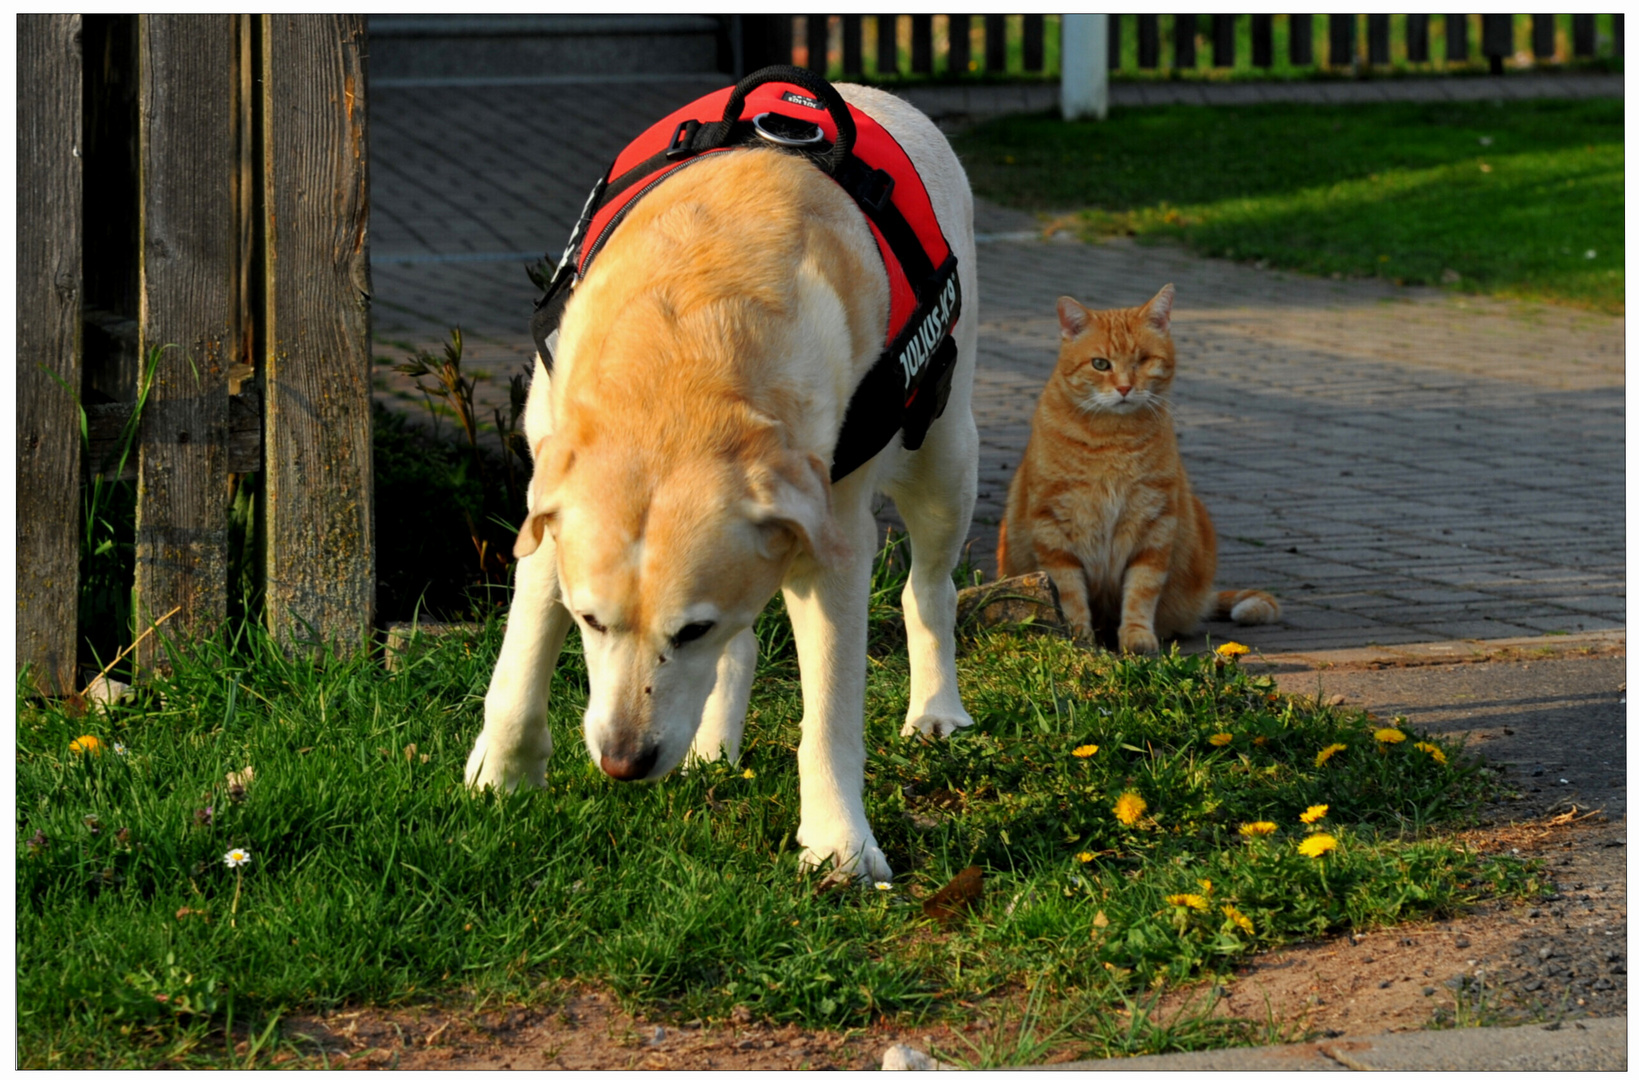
<box><xmin>261</xmin><ymin>14</ymin><xmax>374</xmax><ymax>654</ymax></box>
<box><xmin>16</xmin><ymin>14</ymin><xmax>84</xmax><ymax>695</ymax></box>
<box><xmin>133</xmin><ymin>14</ymin><xmax>239</xmax><ymax>669</ymax></box>
<box><xmin>877</xmin><ymin>15</ymin><xmax>899</xmax><ymax>76</ymax></box>
<box><xmin>1367</xmin><ymin>14</ymin><xmax>1391</xmax><ymax>65</ymax></box>
<box><xmin>1572</xmin><ymin>14</ymin><xmax>1595</xmax><ymax>57</ymax></box>
<box><xmin>1532</xmin><ymin>14</ymin><xmax>1556</xmax><ymax>58</ymax></box>
<box><xmin>1329</xmin><ymin>13</ymin><xmax>1355</xmax><ymax>68</ymax></box>
<box><xmin>984</xmin><ymin>15</ymin><xmax>1006</xmax><ymax>72</ymax></box>
<box><xmin>948</xmin><ymin>13</ymin><xmax>970</xmax><ymax>76</ymax></box>
<box><xmin>911</xmin><ymin>14</ymin><xmax>933</xmax><ymax>73</ymax></box>
<box><xmin>1022</xmin><ymin>14</ymin><xmax>1044</xmax><ymax>71</ymax></box>
<box><xmin>1289</xmin><ymin>13</ymin><xmax>1313</xmax><ymax>65</ymax></box>
<box><xmin>1406</xmin><ymin>14</ymin><xmax>1431</xmax><ymax>62</ymax></box>
<box><xmin>806</xmin><ymin>14</ymin><xmax>828</xmax><ymax>74</ymax></box>
<box><xmin>1446</xmin><ymin>14</ymin><xmax>1469</xmax><ymax>61</ymax></box>
<box><xmin>1251</xmin><ymin>14</ymin><xmax>1273</xmax><ymax>67</ymax></box>
<box><xmin>1173</xmin><ymin>14</ymin><xmax>1196</xmax><ymax>68</ymax></box>
<box><xmin>1212</xmin><ymin>14</ymin><xmax>1236</xmax><ymax>67</ymax></box>
<box><xmin>841</xmin><ymin>15</ymin><xmax>862</xmax><ymax>75</ymax></box>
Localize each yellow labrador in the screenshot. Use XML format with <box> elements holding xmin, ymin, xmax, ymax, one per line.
<box><xmin>464</xmin><ymin>84</ymin><xmax>977</xmax><ymax>882</ymax></box>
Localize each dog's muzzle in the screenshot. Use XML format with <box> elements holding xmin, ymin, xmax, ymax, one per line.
<box><xmin>599</xmin><ymin>743</ymin><xmax>660</xmax><ymax>782</ymax></box>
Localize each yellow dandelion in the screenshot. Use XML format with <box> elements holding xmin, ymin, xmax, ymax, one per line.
<box><xmin>1299</xmin><ymin>803</ymin><xmax>1329</xmax><ymax>824</ymax></box>
<box><xmin>1252</xmin><ymin>735</ymin><xmax>1268</xmax><ymax>747</ymax></box>
<box><xmin>1113</xmin><ymin>790</ymin><xmax>1147</xmax><ymax>826</ymax></box>
<box><xmin>1076</xmin><ymin>851</ymin><xmax>1096</xmax><ymax>863</ymax></box>
<box><xmin>1414</xmin><ymin>742</ymin><xmax>1448</xmax><ymax>765</ymax></box>
<box><xmin>1197</xmin><ymin>878</ymin><xmax>1214</xmax><ymax>895</ymax></box>
<box><xmin>1072</xmin><ymin>744</ymin><xmax>1099</xmax><ymax>758</ymax></box>
<box><xmin>1222</xmin><ymin>904</ymin><xmax>1254</xmax><ymax>933</ymax></box>
<box><xmin>1208</xmin><ymin>732</ymin><xmax>1233</xmax><ymax>747</ymax></box>
<box><xmin>69</xmin><ymin>735</ymin><xmax>103</xmax><ymax>756</ymax></box>
<box><xmin>1239</xmin><ymin>820</ymin><xmax>1277</xmax><ymax>838</ymax></box>
<box><xmin>1315</xmin><ymin>742</ymin><xmax>1347</xmax><ymax>767</ymax></box>
<box><xmin>1165</xmin><ymin>893</ymin><xmax>1209</xmax><ymax>911</ymax></box>
<box><xmin>1298</xmin><ymin>833</ymin><xmax>1339</xmax><ymax>858</ymax></box>
<box><xmin>741</xmin><ymin>767</ymin><xmax>756</xmax><ymax>779</ymax></box>
<box><xmin>1215</xmin><ymin>641</ymin><xmax>1250</xmax><ymax>657</ymax></box>
<box><xmin>1374</xmin><ymin>728</ymin><xmax>1407</xmax><ymax>745</ymax></box>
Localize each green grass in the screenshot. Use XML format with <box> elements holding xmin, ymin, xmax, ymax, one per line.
<box><xmin>18</xmin><ymin>544</ymin><xmax>1538</xmax><ymax>1067</ymax></box>
<box><xmin>952</xmin><ymin>98</ymin><xmax>1623</xmax><ymax>312</ymax></box>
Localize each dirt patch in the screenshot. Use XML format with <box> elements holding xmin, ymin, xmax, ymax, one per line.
<box><xmin>276</xmin><ymin>649</ymin><xmax>1625</xmax><ymax>1068</ymax></box>
<box><xmin>277</xmin><ymin>991</ymin><xmax>993</xmax><ymax>1070</ymax></box>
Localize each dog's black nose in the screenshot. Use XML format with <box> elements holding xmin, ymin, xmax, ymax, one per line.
<box><xmin>599</xmin><ymin>743</ymin><xmax>660</xmax><ymax>782</ymax></box>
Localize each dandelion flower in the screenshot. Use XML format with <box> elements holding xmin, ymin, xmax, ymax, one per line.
<box><xmin>874</xmin><ymin>881</ymin><xmax>893</xmax><ymax>892</ymax></box>
<box><xmin>1239</xmin><ymin>820</ymin><xmax>1277</xmax><ymax>838</ymax></box>
<box><xmin>1072</xmin><ymin>744</ymin><xmax>1099</xmax><ymax>758</ymax></box>
<box><xmin>742</xmin><ymin>767</ymin><xmax>756</xmax><ymax>779</ymax></box>
<box><xmin>1076</xmin><ymin>851</ymin><xmax>1096</xmax><ymax>863</ymax></box>
<box><xmin>1252</xmin><ymin>735</ymin><xmax>1268</xmax><ymax>747</ymax></box>
<box><xmin>222</xmin><ymin>848</ymin><xmax>251</xmax><ymax>869</ymax></box>
<box><xmin>1315</xmin><ymin>742</ymin><xmax>1346</xmax><ymax>767</ymax></box>
<box><xmin>1197</xmin><ymin>878</ymin><xmax>1214</xmax><ymax>896</ymax></box>
<box><xmin>1300</xmin><ymin>803</ymin><xmax>1329</xmax><ymax>824</ymax></box>
<box><xmin>1113</xmin><ymin>790</ymin><xmax>1147</xmax><ymax>826</ymax></box>
<box><xmin>1166</xmin><ymin>893</ymin><xmax>1209</xmax><ymax>911</ymax></box>
<box><xmin>1222</xmin><ymin>904</ymin><xmax>1254</xmax><ymax>933</ymax></box>
<box><xmin>69</xmin><ymin>735</ymin><xmax>103</xmax><ymax>755</ymax></box>
<box><xmin>1414</xmin><ymin>741</ymin><xmax>1448</xmax><ymax>765</ymax></box>
<box><xmin>1208</xmin><ymin>732</ymin><xmax>1233</xmax><ymax>747</ymax></box>
<box><xmin>1374</xmin><ymin>728</ymin><xmax>1407</xmax><ymax>745</ymax></box>
<box><xmin>1215</xmin><ymin>642</ymin><xmax>1250</xmax><ymax>657</ymax></box>
<box><xmin>1298</xmin><ymin>834</ymin><xmax>1338</xmax><ymax>858</ymax></box>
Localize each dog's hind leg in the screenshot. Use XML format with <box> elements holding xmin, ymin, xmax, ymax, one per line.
<box><xmin>689</xmin><ymin>627</ymin><xmax>757</xmax><ymax>765</ymax></box>
<box><xmin>466</xmin><ymin>541</ymin><xmax>571</xmax><ymax>791</ymax></box>
<box><xmin>784</xmin><ymin>491</ymin><xmax>893</xmax><ymax>883</ymax></box>
<box><xmin>887</xmin><ymin>411</ymin><xmax>979</xmax><ymax>741</ymax></box>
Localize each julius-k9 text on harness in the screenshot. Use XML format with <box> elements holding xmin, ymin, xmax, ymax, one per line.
<box><xmin>530</xmin><ymin>66</ymin><xmax>962</xmax><ymax>483</ymax></box>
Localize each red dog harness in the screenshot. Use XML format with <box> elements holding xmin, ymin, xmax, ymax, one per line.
<box><xmin>531</xmin><ymin>66</ymin><xmax>962</xmax><ymax>482</ymax></box>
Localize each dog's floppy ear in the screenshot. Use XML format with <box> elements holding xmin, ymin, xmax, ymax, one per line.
<box><xmin>513</xmin><ymin>441</ymin><xmax>574</xmax><ymax>558</ymax></box>
<box><xmin>746</xmin><ymin>451</ymin><xmax>847</xmax><ymax>568</ymax></box>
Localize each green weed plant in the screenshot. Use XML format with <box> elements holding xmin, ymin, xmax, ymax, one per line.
<box><xmin>17</xmin><ymin>542</ymin><xmax>1535</xmax><ymax>1067</ymax></box>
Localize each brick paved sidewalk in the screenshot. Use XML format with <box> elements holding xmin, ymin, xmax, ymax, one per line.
<box><xmin>370</xmin><ymin>77</ymin><xmax>1624</xmax><ymax>655</ymax></box>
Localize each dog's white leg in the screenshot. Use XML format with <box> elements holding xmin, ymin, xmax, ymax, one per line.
<box><xmin>783</xmin><ymin>495</ymin><xmax>893</xmax><ymax>883</ymax></box>
<box><xmin>688</xmin><ymin>626</ymin><xmax>757</xmax><ymax>765</ymax></box>
<box><xmin>888</xmin><ymin>416</ymin><xmax>979</xmax><ymax>741</ymax></box>
<box><xmin>466</xmin><ymin>540</ymin><xmax>571</xmax><ymax>790</ymax></box>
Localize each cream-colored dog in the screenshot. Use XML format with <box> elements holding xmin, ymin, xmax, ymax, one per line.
<box><xmin>464</xmin><ymin>85</ymin><xmax>977</xmax><ymax>883</ymax></box>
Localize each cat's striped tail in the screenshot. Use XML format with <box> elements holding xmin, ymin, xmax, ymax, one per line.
<box><xmin>1213</xmin><ymin>589</ymin><xmax>1281</xmax><ymax>625</ymax></box>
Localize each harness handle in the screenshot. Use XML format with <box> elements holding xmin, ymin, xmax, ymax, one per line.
<box><xmin>716</xmin><ymin>65</ymin><xmax>855</xmax><ymax>175</ymax></box>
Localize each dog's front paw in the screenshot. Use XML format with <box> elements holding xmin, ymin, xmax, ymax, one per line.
<box><xmin>1118</xmin><ymin>625</ymin><xmax>1160</xmax><ymax>655</ymax></box>
<box><xmin>798</xmin><ymin>830</ymin><xmax>893</xmax><ymax>884</ymax></box>
<box><xmin>900</xmin><ymin>707</ymin><xmax>974</xmax><ymax>741</ymax></box>
<box><xmin>463</xmin><ymin>728</ymin><xmax>551</xmax><ymax>792</ymax></box>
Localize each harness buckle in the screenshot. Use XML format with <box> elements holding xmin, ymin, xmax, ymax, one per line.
<box><xmin>666</xmin><ymin>119</ymin><xmax>701</xmax><ymax>160</ymax></box>
<box><xmin>856</xmin><ymin>167</ymin><xmax>895</xmax><ymax>214</ymax></box>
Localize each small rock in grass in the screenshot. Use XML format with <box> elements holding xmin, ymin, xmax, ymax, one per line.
<box><xmin>883</xmin><ymin>1044</ymin><xmax>957</xmax><ymax>1071</ymax></box>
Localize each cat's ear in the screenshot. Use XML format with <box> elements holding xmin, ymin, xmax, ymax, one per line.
<box><xmin>1142</xmin><ymin>284</ymin><xmax>1176</xmax><ymax>332</ymax></box>
<box><xmin>1056</xmin><ymin>296</ymin><xmax>1093</xmax><ymax>340</ymax></box>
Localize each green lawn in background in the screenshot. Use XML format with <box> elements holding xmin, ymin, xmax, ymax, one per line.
<box><xmin>952</xmin><ymin>98</ymin><xmax>1623</xmax><ymax>312</ymax></box>
<box><xmin>18</xmin><ymin>542</ymin><xmax>1535</xmax><ymax>1067</ymax></box>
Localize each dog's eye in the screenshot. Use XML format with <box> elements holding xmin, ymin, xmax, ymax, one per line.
<box><xmin>1090</xmin><ymin>357</ymin><xmax>1111</xmax><ymax>371</ymax></box>
<box><xmin>671</xmin><ymin>621</ymin><xmax>714</xmax><ymax>647</ymax></box>
<box><xmin>581</xmin><ymin>613</ymin><xmax>606</xmax><ymax>633</ymax></box>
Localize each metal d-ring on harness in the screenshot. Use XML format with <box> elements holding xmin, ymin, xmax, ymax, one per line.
<box><xmin>528</xmin><ymin>65</ymin><xmax>962</xmax><ymax>483</ymax></box>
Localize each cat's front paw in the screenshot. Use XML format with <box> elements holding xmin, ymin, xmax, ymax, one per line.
<box><xmin>1118</xmin><ymin>625</ymin><xmax>1160</xmax><ymax>654</ymax></box>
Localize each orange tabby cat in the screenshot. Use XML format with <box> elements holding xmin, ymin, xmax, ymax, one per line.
<box><xmin>997</xmin><ymin>284</ymin><xmax>1279</xmax><ymax>652</ymax></box>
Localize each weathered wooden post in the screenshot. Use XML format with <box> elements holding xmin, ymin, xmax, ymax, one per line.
<box><xmin>260</xmin><ymin>14</ymin><xmax>374</xmax><ymax>655</ymax></box>
<box><xmin>16</xmin><ymin>14</ymin><xmax>84</xmax><ymax>695</ymax></box>
<box><xmin>132</xmin><ymin>15</ymin><xmax>243</xmax><ymax>669</ymax></box>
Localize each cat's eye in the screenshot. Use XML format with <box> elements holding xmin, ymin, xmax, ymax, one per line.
<box><xmin>1090</xmin><ymin>357</ymin><xmax>1112</xmax><ymax>371</ymax></box>
<box><xmin>671</xmin><ymin>621</ymin><xmax>715</xmax><ymax>647</ymax></box>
